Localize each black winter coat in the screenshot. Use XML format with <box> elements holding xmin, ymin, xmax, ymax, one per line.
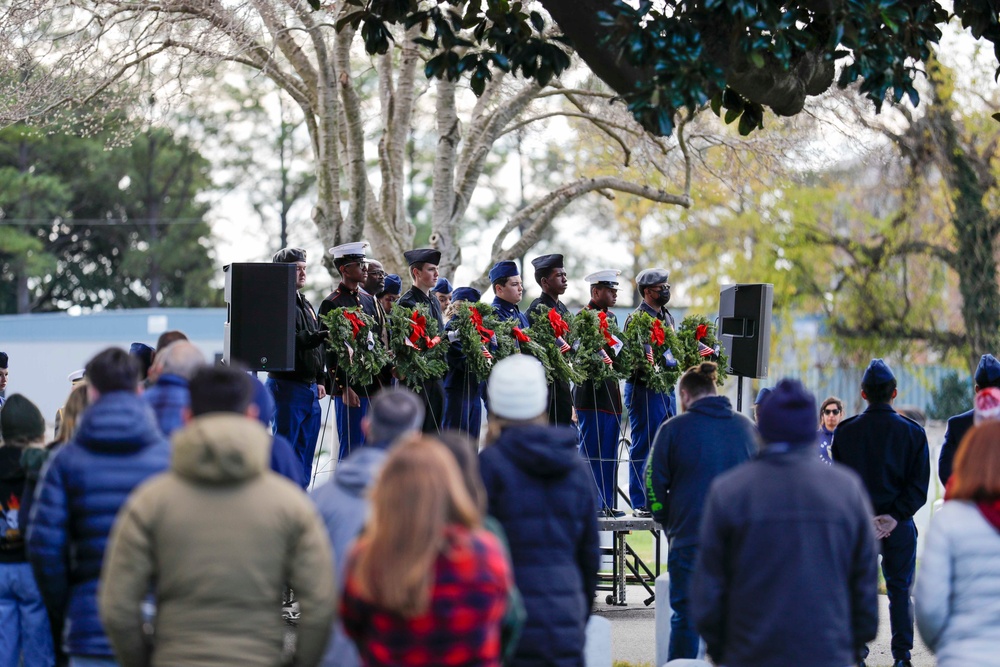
<box><xmin>479</xmin><ymin>424</ymin><xmax>600</xmax><ymax>667</ymax></box>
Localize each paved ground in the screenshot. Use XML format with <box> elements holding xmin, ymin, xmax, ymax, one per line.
<box><xmin>594</xmin><ymin>585</ymin><xmax>935</xmax><ymax>667</ymax></box>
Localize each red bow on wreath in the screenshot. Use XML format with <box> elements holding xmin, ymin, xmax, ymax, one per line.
<box><xmin>512</xmin><ymin>327</ymin><xmax>531</xmax><ymax>344</ymax></box>
<box><xmin>407</xmin><ymin>310</ymin><xmax>440</xmax><ymax>349</ymax></box>
<box><xmin>597</xmin><ymin>311</ymin><xmax>617</xmax><ymax>348</ymax></box>
<box><xmin>343</xmin><ymin>311</ymin><xmax>365</xmax><ymax>339</ymax></box>
<box><xmin>695</xmin><ymin>324</ymin><xmax>708</xmax><ymax>341</ymax></box>
<box><xmin>651</xmin><ymin>319</ymin><xmax>666</xmax><ymax>346</ymax></box>
<box><xmin>470</xmin><ymin>309</ymin><xmax>495</xmax><ymax>344</ymax></box>
<box><xmin>548</xmin><ymin>308</ymin><xmax>570</xmax><ymax>337</ymax></box>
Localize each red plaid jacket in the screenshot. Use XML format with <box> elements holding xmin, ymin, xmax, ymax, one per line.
<box><xmin>341</xmin><ymin>524</ymin><xmax>511</xmax><ymax>666</ymax></box>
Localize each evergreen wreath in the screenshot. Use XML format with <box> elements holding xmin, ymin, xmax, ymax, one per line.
<box><xmin>320</xmin><ymin>307</ymin><xmax>391</xmax><ymax>388</ymax></box>
<box><xmin>491</xmin><ymin>318</ymin><xmax>553</xmax><ymax>379</ymax></box>
<box><xmin>447</xmin><ymin>301</ymin><xmax>499</xmax><ymax>385</ymax></box>
<box><xmin>621</xmin><ymin>310</ymin><xmax>682</xmax><ymax>394</ymax></box>
<box><xmin>675</xmin><ymin>315</ymin><xmax>729</xmax><ymax>385</ymax></box>
<box><xmin>572</xmin><ymin>308</ymin><xmax>628</xmax><ymax>383</ymax></box>
<box><xmin>526</xmin><ymin>306</ymin><xmax>583</xmax><ymax>385</ymax></box>
<box><xmin>388</xmin><ymin>303</ymin><xmax>449</xmax><ymax>392</ymax></box>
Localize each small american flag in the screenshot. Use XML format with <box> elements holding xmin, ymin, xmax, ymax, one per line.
<box><xmin>598</xmin><ymin>349</ymin><xmax>613</xmax><ymax>366</ymax></box>
<box><xmin>481</xmin><ymin>345</ymin><xmax>493</xmax><ymax>359</ymax></box>
<box><xmin>698</xmin><ymin>341</ymin><xmax>714</xmax><ymax>358</ymax></box>
<box><xmin>644</xmin><ymin>343</ymin><xmax>654</xmax><ymax>365</ymax></box>
<box><xmin>556</xmin><ymin>335</ymin><xmax>571</xmax><ymax>354</ymax></box>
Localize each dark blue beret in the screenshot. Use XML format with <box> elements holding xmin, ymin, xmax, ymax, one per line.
<box><xmin>432</xmin><ymin>277</ymin><xmax>453</xmax><ymax>295</ymax></box>
<box><xmin>862</xmin><ymin>358</ymin><xmax>895</xmax><ymax>385</ymax></box>
<box><xmin>452</xmin><ymin>287</ymin><xmax>481</xmax><ymax>303</ymax></box>
<box><xmin>403</xmin><ymin>248</ymin><xmax>441</xmax><ymax>266</ymax></box>
<box><xmin>272</xmin><ymin>247</ymin><xmax>306</xmax><ymax>264</ymax></box>
<box><xmin>381</xmin><ymin>274</ymin><xmax>402</xmax><ymax>296</ymax></box>
<box><xmin>0</xmin><ymin>352</ymin><xmax>7</xmax><ymax>368</ymax></box>
<box><xmin>976</xmin><ymin>354</ymin><xmax>1000</xmax><ymax>387</ymax></box>
<box><xmin>531</xmin><ymin>254</ymin><xmax>564</xmax><ymax>271</ymax></box>
<box><xmin>489</xmin><ymin>261</ymin><xmax>520</xmax><ymax>283</ymax></box>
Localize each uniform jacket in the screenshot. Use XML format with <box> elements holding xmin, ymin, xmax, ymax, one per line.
<box><xmin>623</xmin><ymin>302</ymin><xmax>676</xmax><ymax>385</ymax></box>
<box><xmin>526</xmin><ymin>295</ymin><xmax>574</xmax><ymax>427</ymax></box>
<box><xmin>479</xmin><ymin>424</ymin><xmax>600</xmax><ymax>667</ymax></box>
<box><xmin>645</xmin><ymin>395</ymin><xmax>758</xmax><ymax>548</ymax></box>
<box><xmin>341</xmin><ymin>525</ymin><xmax>510</xmax><ymax>667</ymax></box>
<box><xmin>398</xmin><ymin>287</ymin><xmax>444</xmax><ymax>328</ymax></box>
<box><xmin>312</xmin><ymin>446</ymin><xmax>389</xmax><ymax>667</ymax></box>
<box><xmin>573</xmin><ymin>303</ymin><xmax>622</xmax><ymax>415</ymax></box>
<box><xmin>692</xmin><ymin>445</ymin><xmax>879</xmax><ymax>667</ymax></box>
<box><xmin>99</xmin><ymin>414</ymin><xmax>335</xmax><ymax>667</ymax></box>
<box><xmin>938</xmin><ymin>409</ymin><xmax>973</xmax><ymax>485</ymax></box>
<box><xmin>915</xmin><ymin>500</ymin><xmax>1000</xmax><ymax>667</ymax></box>
<box><xmin>27</xmin><ymin>391</ymin><xmax>170</xmax><ymax>657</ymax></box>
<box><xmin>142</xmin><ymin>373</ymin><xmax>190</xmax><ymax>437</ymax></box>
<box><xmin>319</xmin><ymin>284</ymin><xmax>388</xmax><ymax>394</ymax></box>
<box><xmin>831</xmin><ymin>403</ymin><xmax>930</xmax><ymax>521</ymax></box>
<box><xmin>269</xmin><ymin>291</ymin><xmax>326</xmax><ymax>385</ymax></box>
<box><xmin>492</xmin><ymin>297</ymin><xmax>529</xmax><ymax>328</ymax></box>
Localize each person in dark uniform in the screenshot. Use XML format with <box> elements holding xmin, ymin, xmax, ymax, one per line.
<box><xmin>575</xmin><ymin>269</ymin><xmax>625</xmax><ymax>517</ymax></box>
<box><xmin>318</xmin><ymin>242</ymin><xmax>389</xmax><ymax>462</ymax></box>
<box><xmin>490</xmin><ymin>261</ymin><xmax>529</xmax><ymax>327</ymax></box>
<box><xmin>622</xmin><ymin>267</ymin><xmax>676</xmax><ymax>517</ymax></box>
<box><xmin>266</xmin><ymin>247</ymin><xmax>328</xmax><ymax>482</ymax></box>
<box><xmin>431</xmin><ymin>277</ymin><xmax>453</xmax><ymax>314</ymax></box>
<box><xmin>377</xmin><ymin>273</ymin><xmax>402</xmax><ymax>315</ymax></box>
<box><xmin>361</xmin><ymin>259</ymin><xmax>385</xmax><ymax>296</ymax></box>
<box><xmin>397</xmin><ymin>248</ymin><xmax>445</xmax><ymax>433</ymax></box>
<box><xmin>526</xmin><ymin>254</ymin><xmax>574</xmax><ymax>427</ymax></box>
<box><xmin>939</xmin><ymin>353</ymin><xmax>1000</xmax><ymax>485</ymax></box>
<box><xmin>832</xmin><ymin>359</ymin><xmax>930</xmax><ymax>667</ymax></box>
<box><xmin>442</xmin><ymin>287</ymin><xmax>486</xmax><ymax>441</ymax></box>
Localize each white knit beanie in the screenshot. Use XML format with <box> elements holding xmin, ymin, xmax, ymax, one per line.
<box><xmin>488</xmin><ymin>355</ymin><xmax>548</xmax><ymax>420</ymax></box>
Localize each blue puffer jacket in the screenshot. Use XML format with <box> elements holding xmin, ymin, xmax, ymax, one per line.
<box><xmin>479</xmin><ymin>424</ymin><xmax>600</xmax><ymax>667</ymax></box>
<box><xmin>27</xmin><ymin>391</ymin><xmax>170</xmax><ymax>657</ymax></box>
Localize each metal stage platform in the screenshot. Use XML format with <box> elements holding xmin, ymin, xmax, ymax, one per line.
<box><xmin>596</xmin><ymin>516</ymin><xmax>661</xmax><ymax>607</ymax></box>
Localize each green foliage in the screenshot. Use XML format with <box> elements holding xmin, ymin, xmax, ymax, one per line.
<box><xmin>491</xmin><ymin>318</ymin><xmax>554</xmax><ymax>380</ymax></box>
<box><xmin>321</xmin><ymin>307</ymin><xmax>392</xmax><ymax>388</ymax></box>
<box><xmin>389</xmin><ymin>303</ymin><xmax>449</xmax><ymax>391</ymax></box>
<box><xmin>526</xmin><ymin>306</ymin><xmax>583</xmax><ymax>384</ymax></box>
<box><xmin>571</xmin><ymin>308</ymin><xmax>627</xmax><ymax>383</ymax></box>
<box><xmin>675</xmin><ymin>315</ymin><xmax>729</xmax><ymax>385</ymax></box>
<box><xmin>927</xmin><ymin>372</ymin><xmax>973</xmax><ymax>421</ymax></box>
<box><xmin>447</xmin><ymin>301</ymin><xmax>500</xmax><ymax>385</ymax></box>
<box><xmin>0</xmin><ymin>124</ymin><xmax>219</xmax><ymax>312</ymax></box>
<box><xmin>620</xmin><ymin>311</ymin><xmax>681</xmax><ymax>393</ymax></box>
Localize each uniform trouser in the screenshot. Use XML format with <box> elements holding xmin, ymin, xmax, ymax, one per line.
<box><xmin>0</xmin><ymin>562</ymin><xmax>55</xmax><ymax>667</ymax></box>
<box><xmin>416</xmin><ymin>380</ymin><xmax>446</xmax><ymax>434</ymax></box>
<box><xmin>266</xmin><ymin>378</ymin><xmax>321</xmax><ymax>482</ymax></box>
<box><xmin>624</xmin><ymin>382</ymin><xmax>672</xmax><ymax>509</ymax></box>
<box><xmin>334</xmin><ymin>394</ymin><xmax>370</xmax><ymax>462</ymax></box>
<box><xmin>442</xmin><ymin>383</ymin><xmax>484</xmax><ymax>441</ymax></box>
<box><xmin>667</xmin><ymin>544</ymin><xmax>700</xmax><ymax>661</ymax></box>
<box><xmin>578</xmin><ymin>408</ymin><xmax>621</xmax><ymax>510</ymax></box>
<box><xmin>881</xmin><ymin>518</ymin><xmax>917</xmax><ymax>661</ymax></box>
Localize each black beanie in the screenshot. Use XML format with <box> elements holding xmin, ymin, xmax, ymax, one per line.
<box><xmin>756</xmin><ymin>379</ymin><xmax>818</xmax><ymax>446</ymax></box>
<box><xmin>1</xmin><ymin>394</ymin><xmax>46</xmax><ymax>444</ymax></box>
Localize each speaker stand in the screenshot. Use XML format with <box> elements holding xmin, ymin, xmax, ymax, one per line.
<box><xmin>736</xmin><ymin>375</ymin><xmax>745</xmax><ymax>413</ymax></box>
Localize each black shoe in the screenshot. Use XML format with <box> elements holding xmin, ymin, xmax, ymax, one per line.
<box><xmin>633</xmin><ymin>507</ymin><xmax>652</xmax><ymax>518</ymax></box>
<box><xmin>892</xmin><ymin>661</ymin><xmax>913</xmax><ymax>667</ymax></box>
<box><xmin>610</xmin><ymin>508</ymin><xmax>626</xmax><ymax>517</ymax></box>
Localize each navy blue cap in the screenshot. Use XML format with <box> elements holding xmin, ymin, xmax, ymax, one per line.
<box><xmin>489</xmin><ymin>261</ymin><xmax>520</xmax><ymax>283</ymax></box>
<box><xmin>272</xmin><ymin>247</ymin><xmax>306</xmax><ymax>263</ymax></box>
<box><xmin>636</xmin><ymin>268</ymin><xmax>669</xmax><ymax>288</ymax></box>
<box><xmin>862</xmin><ymin>358</ymin><xmax>895</xmax><ymax>385</ymax></box>
<box><xmin>754</xmin><ymin>386</ymin><xmax>772</xmax><ymax>406</ymax></box>
<box><xmin>452</xmin><ymin>287</ymin><xmax>481</xmax><ymax>303</ymax></box>
<box><xmin>381</xmin><ymin>274</ymin><xmax>402</xmax><ymax>296</ymax></box>
<box><xmin>976</xmin><ymin>354</ymin><xmax>1000</xmax><ymax>387</ymax></box>
<box><xmin>757</xmin><ymin>378</ymin><xmax>818</xmax><ymax>446</ymax></box>
<box><xmin>403</xmin><ymin>248</ymin><xmax>441</xmax><ymax>266</ymax></box>
<box><xmin>531</xmin><ymin>254</ymin><xmax>564</xmax><ymax>271</ymax></box>
<box><xmin>0</xmin><ymin>352</ymin><xmax>6</xmax><ymax>369</ymax></box>
<box><xmin>431</xmin><ymin>277</ymin><xmax>453</xmax><ymax>295</ymax></box>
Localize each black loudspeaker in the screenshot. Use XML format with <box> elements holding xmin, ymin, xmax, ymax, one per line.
<box><xmin>224</xmin><ymin>263</ymin><xmax>296</xmax><ymax>371</ymax></box>
<box><xmin>719</xmin><ymin>283</ymin><xmax>773</xmax><ymax>379</ymax></box>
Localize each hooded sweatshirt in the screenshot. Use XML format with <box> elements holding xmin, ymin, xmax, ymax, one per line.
<box><xmin>98</xmin><ymin>413</ymin><xmax>336</xmax><ymax>667</ymax></box>
<box><xmin>479</xmin><ymin>424</ymin><xmax>600</xmax><ymax>667</ymax></box>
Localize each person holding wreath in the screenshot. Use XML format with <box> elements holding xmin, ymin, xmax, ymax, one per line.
<box><xmin>575</xmin><ymin>269</ymin><xmax>626</xmax><ymax>517</ymax></box>
<box><xmin>489</xmin><ymin>261</ymin><xmax>529</xmax><ymax>327</ymax></box>
<box><xmin>442</xmin><ymin>287</ymin><xmax>491</xmax><ymax>441</ymax></box>
<box><xmin>526</xmin><ymin>254</ymin><xmax>574</xmax><ymax>427</ymax></box>
<box><xmin>398</xmin><ymin>248</ymin><xmax>446</xmax><ymax>432</ymax></box>
<box><xmin>319</xmin><ymin>241</ymin><xmax>389</xmax><ymax>462</ymax></box>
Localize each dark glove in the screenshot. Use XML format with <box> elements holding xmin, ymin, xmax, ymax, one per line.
<box><xmin>308</xmin><ymin>328</ymin><xmax>330</xmax><ymax>347</ymax></box>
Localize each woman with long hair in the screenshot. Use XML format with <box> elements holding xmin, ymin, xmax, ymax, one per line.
<box><xmin>340</xmin><ymin>436</ymin><xmax>511</xmax><ymax>666</ymax></box>
<box><xmin>915</xmin><ymin>421</ymin><xmax>1000</xmax><ymax>665</ymax></box>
